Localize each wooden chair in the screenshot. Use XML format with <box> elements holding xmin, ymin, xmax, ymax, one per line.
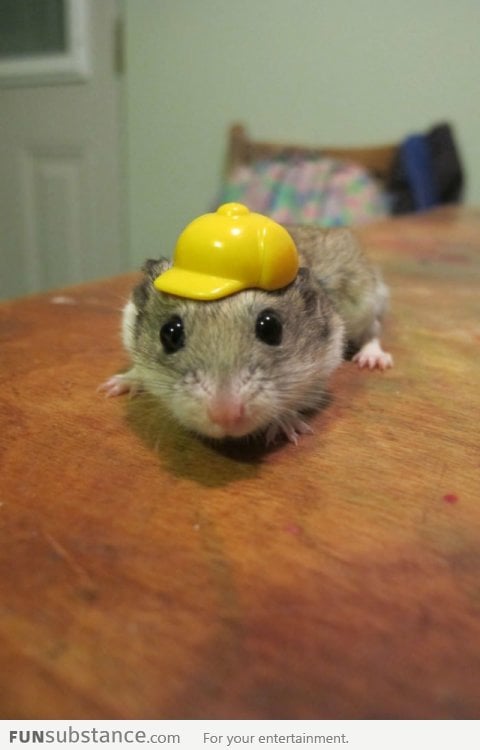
<box><xmin>226</xmin><ymin>123</ymin><xmax>398</xmax><ymax>183</ymax></box>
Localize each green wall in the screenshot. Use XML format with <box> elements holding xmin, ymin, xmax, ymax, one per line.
<box><xmin>125</xmin><ymin>0</ymin><xmax>480</xmax><ymax>265</ymax></box>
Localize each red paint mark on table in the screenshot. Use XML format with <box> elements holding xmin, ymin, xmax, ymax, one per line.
<box><xmin>443</xmin><ymin>493</ymin><xmax>459</xmax><ymax>504</ymax></box>
<box><xmin>284</xmin><ymin>523</ymin><xmax>302</xmax><ymax>536</ymax></box>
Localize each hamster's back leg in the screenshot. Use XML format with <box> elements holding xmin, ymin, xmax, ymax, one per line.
<box><xmin>352</xmin><ymin>335</ymin><xmax>394</xmax><ymax>370</ymax></box>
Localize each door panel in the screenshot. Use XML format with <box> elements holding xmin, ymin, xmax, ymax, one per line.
<box><xmin>21</xmin><ymin>146</ymin><xmax>90</xmax><ymax>290</ymax></box>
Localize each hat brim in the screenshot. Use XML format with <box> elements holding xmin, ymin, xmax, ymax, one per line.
<box><xmin>153</xmin><ymin>267</ymin><xmax>247</xmax><ymax>301</ymax></box>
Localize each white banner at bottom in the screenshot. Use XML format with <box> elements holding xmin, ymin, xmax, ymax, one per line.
<box><xmin>1</xmin><ymin>720</ymin><xmax>477</xmax><ymax>750</ymax></box>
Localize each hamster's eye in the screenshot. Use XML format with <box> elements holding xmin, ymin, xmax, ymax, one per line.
<box><xmin>160</xmin><ymin>315</ymin><xmax>185</xmax><ymax>354</ymax></box>
<box><xmin>255</xmin><ymin>308</ymin><xmax>283</xmax><ymax>346</ymax></box>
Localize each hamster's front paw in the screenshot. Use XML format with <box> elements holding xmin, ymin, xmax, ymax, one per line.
<box><xmin>265</xmin><ymin>416</ymin><xmax>314</xmax><ymax>446</ymax></box>
<box><xmin>352</xmin><ymin>338</ymin><xmax>393</xmax><ymax>370</ymax></box>
<box><xmin>98</xmin><ymin>372</ymin><xmax>142</xmax><ymax>398</ymax></box>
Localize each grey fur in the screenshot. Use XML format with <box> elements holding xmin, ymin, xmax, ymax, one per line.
<box><xmin>286</xmin><ymin>225</ymin><xmax>389</xmax><ymax>347</ymax></box>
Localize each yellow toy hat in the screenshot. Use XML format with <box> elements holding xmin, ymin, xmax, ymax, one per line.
<box><xmin>154</xmin><ymin>203</ymin><xmax>299</xmax><ymax>300</ymax></box>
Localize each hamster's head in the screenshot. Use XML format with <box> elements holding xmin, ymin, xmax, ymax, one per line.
<box><xmin>124</xmin><ymin>259</ymin><xmax>345</xmax><ymax>440</ymax></box>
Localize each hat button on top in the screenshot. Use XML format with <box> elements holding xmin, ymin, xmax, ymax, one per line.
<box><xmin>217</xmin><ymin>203</ymin><xmax>250</xmax><ymax>219</ymax></box>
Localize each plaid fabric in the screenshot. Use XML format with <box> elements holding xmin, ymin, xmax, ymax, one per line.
<box><xmin>217</xmin><ymin>157</ymin><xmax>388</xmax><ymax>226</ymax></box>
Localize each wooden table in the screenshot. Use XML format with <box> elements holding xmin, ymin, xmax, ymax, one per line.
<box><xmin>1</xmin><ymin>207</ymin><xmax>479</xmax><ymax>720</ymax></box>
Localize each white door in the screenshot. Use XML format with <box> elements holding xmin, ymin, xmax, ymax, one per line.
<box><xmin>0</xmin><ymin>0</ymin><xmax>125</xmax><ymax>300</ymax></box>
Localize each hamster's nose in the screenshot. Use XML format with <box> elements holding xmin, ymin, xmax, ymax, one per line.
<box><xmin>207</xmin><ymin>394</ymin><xmax>246</xmax><ymax>431</ymax></box>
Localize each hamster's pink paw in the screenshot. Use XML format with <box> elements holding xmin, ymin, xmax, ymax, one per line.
<box><xmin>266</xmin><ymin>417</ymin><xmax>314</xmax><ymax>446</ymax></box>
<box><xmin>98</xmin><ymin>374</ymin><xmax>140</xmax><ymax>398</ymax></box>
<box><xmin>352</xmin><ymin>338</ymin><xmax>393</xmax><ymax>371</ymax></box>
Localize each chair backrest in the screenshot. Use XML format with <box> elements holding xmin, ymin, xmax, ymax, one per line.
<box><xmin>227</xmin><ymin>123</ymin><xmax>397</xmax><ymax>182</ymax></box>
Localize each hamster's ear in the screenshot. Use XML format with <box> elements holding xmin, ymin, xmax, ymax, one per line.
<box><xmin>141</xmin><ymin>257</ymin><xmax>171</xmax><ymax>281</ymax></box>
<box><xmin>295</xmin><ymin>266</ymin><xmax>337</xmax><ymax>341</ymax></box>
<box><xmin>295</xmin><ymin>266</ymin><xmax>323</xmax><ymax>315</ymax></box>
<box><xmin>132</xmin><ymin>257</ymin><xmax>172</xmax><ymax>310</ymax></box>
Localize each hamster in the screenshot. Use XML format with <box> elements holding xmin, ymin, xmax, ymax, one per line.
<box><xmin>101</xmin><ymin>226</ymin><xmax>392</xmax><ymax>443</ymax></box>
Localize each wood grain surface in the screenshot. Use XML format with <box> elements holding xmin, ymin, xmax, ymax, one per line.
<box><xmin>0</xmin><ymin>207</ymin><xmax>479</xmax><ymax>719</ymax></box>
